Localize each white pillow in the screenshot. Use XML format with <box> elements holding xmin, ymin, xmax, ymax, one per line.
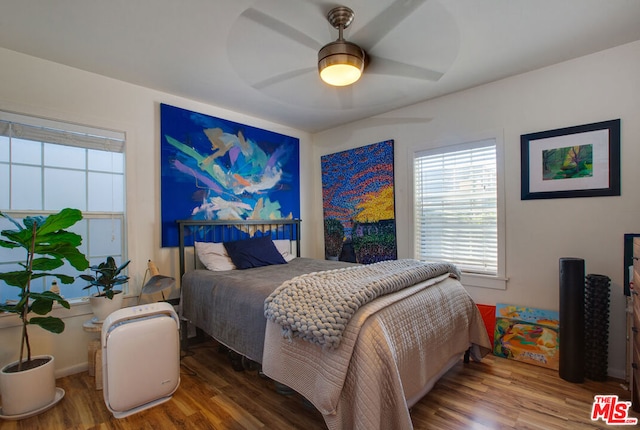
<box><xmin>273</xmin><ymin>239</ymin><xmax>296</xmax><ymax>262</ymax></box>
<box><xmin>194</xmin><ymin>241</ymin><xmax>236</xmax><ymax>271</ymax></box>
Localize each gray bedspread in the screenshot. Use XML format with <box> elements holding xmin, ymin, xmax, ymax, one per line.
<box><xmin>180</xmin><ymin>257</ymin><xmax>355</xmax><ymax>362</ymax></box>
<box><xmin>264</xmin><ymin>260</ymin><xmax>460</xmax><ymax>348</ymax></box>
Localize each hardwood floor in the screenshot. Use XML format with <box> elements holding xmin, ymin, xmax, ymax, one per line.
<box><xmin>1</xmin><ymin>337</ymin><xmax>637</xmax><ymax>429</ymax></box>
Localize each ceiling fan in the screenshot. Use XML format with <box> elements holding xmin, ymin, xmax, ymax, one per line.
<box><xmin>317</xmin><ymin>6</ymin><xmax>365</xmax><ymax>86</ymax></box>
<box><xmin>239</xmin><ymin>0</ymin><xmax>447</xmax><ymax>90</ymax></box>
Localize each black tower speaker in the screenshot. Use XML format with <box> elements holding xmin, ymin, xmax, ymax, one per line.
<box><xmin>559</xmin><ymin>257</ymin><xmax>585</xmax><ymax>383</ymax></box>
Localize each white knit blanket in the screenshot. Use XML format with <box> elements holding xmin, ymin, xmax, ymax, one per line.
<box><xmin>263</xmin><ymin>259</ymin><xmax>460</xmax><ymax>348</ymax></box>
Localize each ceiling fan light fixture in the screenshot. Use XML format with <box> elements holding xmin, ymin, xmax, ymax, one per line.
<box><xmin>318</xmin><ymin>6</ymin><xmax>365</xmax><ymax>87</ymax></box>
<box><xmin>318</xmin><ymin>40</ymin><xmax>364</xmax><ymax>87</ymax></box>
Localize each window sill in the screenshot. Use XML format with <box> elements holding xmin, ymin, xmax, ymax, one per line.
<box><xmin>0</xmin><ymin>295</ymin><xmax>138</xmax><ymax>329</ymax></box>
<box><xmin>460</xmin><ymin>272</ymin><xmax>508</xmax><ymax>290</ymax></box>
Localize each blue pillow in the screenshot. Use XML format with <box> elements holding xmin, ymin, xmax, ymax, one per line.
<box><xmin>223</xmin><ymin>236</ymin><xmax>287</xmax><ymax>269</ymax></box>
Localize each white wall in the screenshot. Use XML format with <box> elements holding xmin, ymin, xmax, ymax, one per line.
<box><xmin>1</xmin><ymin>39</ymin><xmax>638</xmax><ymax>379</ymax></box>
<box><xmin>312</xmin><ymin>40</ymin><xmax>640</xmax><ymax>379</ymax></box>
<box><xmin>0</xmin><ymin>47</ymin><xmax>312</xmax><ymax>376</ymax></box>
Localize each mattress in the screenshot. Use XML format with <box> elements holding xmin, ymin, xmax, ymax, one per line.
<box><xmin>181</xmin><ymin>257</ymin><xmax>354</xmax><ymax>362</ymax></box>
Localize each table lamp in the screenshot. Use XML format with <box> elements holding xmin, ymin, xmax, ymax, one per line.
<box><xmin>138</xmin><ymin>260</ymin><xmax>175</xmax><ymax>303</ymax></box>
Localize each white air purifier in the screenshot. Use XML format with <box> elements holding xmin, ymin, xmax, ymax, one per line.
<box><xmin>101</xmin><ymin>302</ymin><xmax>180</xmax><ymax>418</ymax></box>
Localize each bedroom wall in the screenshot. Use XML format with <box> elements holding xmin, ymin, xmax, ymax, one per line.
<box><xmin>0</xmin><ymin>39</ymin><xmax>638</xmax><ymax>380</ymax></box>
<box><xmin>311</xmin><ymin>40</ymin><xmax>640</xmax><ymax>379</ymax></box>
<box><xmin>0</xmin><ymin>47</ymin><xmax>312</xmax><ymax>375</ymax></box>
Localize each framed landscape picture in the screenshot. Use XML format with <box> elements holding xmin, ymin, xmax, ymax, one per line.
<box><xmin>521</xmin><ymin>119</ymin><xmax>620</xmax><ymax>200</ymax></box>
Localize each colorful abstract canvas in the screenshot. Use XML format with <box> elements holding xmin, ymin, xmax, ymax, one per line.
<box><xmin>494</xmin><ymin>303</ymin><xmax>560</xmax><ymax>370</ymax></box>
<box><xmin>320</xmin><ymin>140</ymin><xmax>396</xmax><ymax>263</ymax></box>
<box><xmin>160</xmin><ymin>104</ymin><xmax>300</xmax><ymax>247</ymax></box>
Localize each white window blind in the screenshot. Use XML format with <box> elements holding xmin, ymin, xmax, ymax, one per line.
<box><xmin>414</xmin><ymin>140</ymin><xmax>497</xmax><ymax>275</ymax></box>
<box><xmin>0</xmin><ymin>111</ymin><xmax>125</xmax><ymax>152</ymax></box>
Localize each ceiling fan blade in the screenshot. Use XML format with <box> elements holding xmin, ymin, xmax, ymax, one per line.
<box><xmin>351</xmin><ymin>0</ymin><xmax>426</xmax><ymax>49</ymax></box>
<box><xmin>367</xmin><ymin>56</ymin><xmax>443</xmax><ymax>81</ymax></box>
<box><xmin>252</xmin><ymin>67</ymin><xmax>316</xmax><ymax>90</ymax></box>
<box><xmin>338</xmin><ymin>117</ymin><xmax>433</xmax><ymax>140</ymax></box>
<box><xmin>334</xmin><ymin>86</ymin><xmax>354</xmax><ymax>110</ymax></box>
<box><xmin>359</xmin><ymin>117</ymin><xmax>432</xmax><ymax>127</ymax></box>
<box><xmin>243</xmin><ymin>8</ymin><xmax>322</xmax><ymax>51</ymax></box>
<box><xmin>341</xmin><ymin>117</ymin><xmax>432</xmax><ymax>136</ymax></box>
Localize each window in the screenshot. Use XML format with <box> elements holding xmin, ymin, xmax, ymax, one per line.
<box><xmin>413</xmin><ymin>137</ymin><xmax>505</xmax><ymax>289</ymax></box>
<box><xmin>0</xmin><ymin>111</ymin><xmax>126</xmax><ymax>302</ymax></box>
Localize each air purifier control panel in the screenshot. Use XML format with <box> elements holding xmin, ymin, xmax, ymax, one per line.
<box><xmin>129</xmin><ymin>302</ymin><xmax>172</xmax><ymax>315</ymax></box>
<box><xmin>103</xmin><ymin>302</ymin><xmax>179</xmax><ymax>332</ymax></box>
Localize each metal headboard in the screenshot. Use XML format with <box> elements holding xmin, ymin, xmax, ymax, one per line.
<box><xmin>177</xmin><ymin>219</ymin><xmax>301</xmax><ymax>278</ymax></box>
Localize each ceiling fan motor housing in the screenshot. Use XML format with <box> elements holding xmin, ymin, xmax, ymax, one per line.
<box><xmin>318</xmin><ymin>40</ymin><xmax>365</xmax><ymax>72</ymax></box>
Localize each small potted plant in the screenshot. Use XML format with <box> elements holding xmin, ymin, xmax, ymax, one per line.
<box><xmin>0</xmin><ymin>208</ymin><xmax>89</xmax><ymax>417</ymax></box>
<box><xmin>80</xmin><ymin>256</ymin><xmax>130</xmax><ymax>322</ymax></box>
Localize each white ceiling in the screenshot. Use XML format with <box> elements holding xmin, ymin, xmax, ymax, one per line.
<box><xmin>0</xmin><ymin>0</ymin><xmax>639</xmax><ymax>133</ymax></box>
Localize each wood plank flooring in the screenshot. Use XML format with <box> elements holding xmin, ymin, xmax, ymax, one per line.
<box><xmin>1</xmin><ymin>337</ymin><xmax>637</xmax><ymax>429</ymax></box>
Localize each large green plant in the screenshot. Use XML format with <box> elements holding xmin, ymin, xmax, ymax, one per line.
<box><xmin>0</xmin><ymin>208</ymin><xmax>89</xmax><ymax>371</ymax></box>
<box><xmin>80</xmin><ymin>256</ymin><xmax>130</xmax><ymax>299</ymax></box>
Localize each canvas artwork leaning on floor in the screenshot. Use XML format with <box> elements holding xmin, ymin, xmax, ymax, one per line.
<box><xmin>493</xmin><ymin>303</ymin><xmax>560</xmax><ymax>370</ymax></box>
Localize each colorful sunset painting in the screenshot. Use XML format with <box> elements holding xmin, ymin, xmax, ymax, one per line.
<box><xmin>160</xmin><ymin>104</ymin><xmax>300</xmax><ymax>247</ymax></box>
<box><xmin>321</xmin><ymin>140</ymin><xmax>397</xmax><ymax>263</ymax></box>
<box><xmin>494</xmin><ymin>303</ymin><xmax>560</xmax><ymax>370</ymax></box>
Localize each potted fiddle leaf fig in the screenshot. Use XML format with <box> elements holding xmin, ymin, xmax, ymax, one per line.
<box><xmin>0</xmin><ymin>208</ymin><xmax>89</xmax><ymax>417</ymax></box>
<box><xmin>80</xmin><ymin>256</ymin><xmax>130</xmax><ymax>322</ymax></box>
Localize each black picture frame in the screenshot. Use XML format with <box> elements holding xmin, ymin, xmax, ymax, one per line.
<box><xmin>624</xmin><ymin>233</ymin><xmax>640</xmax><ymax>296</ymax></box>
<box><xmin>521</xmin><ymin>119</ymin><xmax>620</xmax><ymax>200</ymax></box>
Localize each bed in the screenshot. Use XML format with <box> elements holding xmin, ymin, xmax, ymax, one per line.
<box><xmin>178</xmin><ymin>219</ymin><xmax>491</xmax><ymax>430</ymax></box>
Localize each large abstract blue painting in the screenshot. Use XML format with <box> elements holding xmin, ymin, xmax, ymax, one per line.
<box><xmin>160</xmin><ymin>104</ymin><xmax>300</xmax><ymax>247</ymax></box>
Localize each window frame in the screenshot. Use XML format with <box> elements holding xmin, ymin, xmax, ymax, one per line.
<box><xmin>409</xmin><ymin>131</ymin><xmax>507</xmax><ymax>290</ymax></box>
<box><xmin>0</xmin><ymin>110</ymin><xmax>128</xmax><ymax>302</ymax></box>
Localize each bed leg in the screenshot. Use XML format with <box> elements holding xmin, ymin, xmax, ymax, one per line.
<box><xmin>180</xmin><ymin>317</ymin><xmax>189</xmax><ymax>352</ymax></box>
<box><xmin>273</xmin><ymin>381</ymin><xmax>295</xmax><ymax>396</ymax></box>
<box><xmin>464</xmin><ymin>348</ymin><xmax>470</xmax><ymax>363</ymax></box>
<box><xmin>227</xmin><ymin>350</ymin><xmax>245</xmax><ymax>372</ymax></box>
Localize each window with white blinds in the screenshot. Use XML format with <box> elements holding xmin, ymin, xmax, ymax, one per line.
<box><xmin>414</xmin><ymin>139</ymin><xmax>497</xmax><ymax>275</ymax></box>
<box><xmin>0</xmin><ymin>110</ymin><xmax>127</xmax><ymax>302</ymax></box>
